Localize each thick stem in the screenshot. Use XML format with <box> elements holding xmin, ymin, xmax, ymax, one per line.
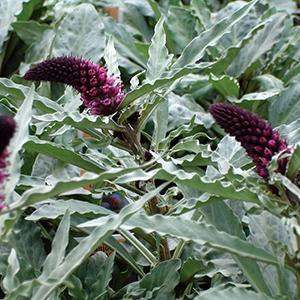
<box><xmin>122</xmin><ymin>121</ymin><xmax>171</xmax><ymax>261</ymax></box>
<box><xmin>147</xmin><ymin>196</ymin><xmax>171</xmax><ymax>261</ymax></box>
<box><xmin>123</xmin><ymin>123</ymin><xmax>145</xmax><ymax>156</ymax></box>
<box><xmin>172</xmin><ymin>240</ymin><xmax>186</xmax><ymax>260</ymax></box>
<box><xmin>160</xmin><ymin>238</ymin><xmax>171</xmax><ymax>261</ymax></box>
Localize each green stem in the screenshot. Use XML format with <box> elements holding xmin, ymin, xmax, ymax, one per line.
<box><xmin>124</xmin><ymin>122</ymin><xmax>145</xmax><ymax>156</ymax></box>
<box><xmin>172</xmin><ymin>212</ymin><xmax>202</xmax><ymax>260</ymax></box>
<box><xmin>119</xmin><ymin>229</ymin><xmax>158</xmax><ymax>267</ymax></box>
<box><xmin>172</xmin><ymin>240</ymin><xmax>186</xmax><ymax>260</ymax></box>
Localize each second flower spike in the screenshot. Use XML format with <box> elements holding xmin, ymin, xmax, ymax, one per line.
<box><xmin>24</xmin><ymin>56</ymin><xmax>125</xmax><ymax>116</ymax></box>
<box><xmin>209</xmin><ymin>103</ymin><xmax>289</xmax><ymax>178</ymax></box>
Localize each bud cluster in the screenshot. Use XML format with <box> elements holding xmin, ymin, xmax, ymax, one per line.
<box><xmin>209</xmin><ymin>103</ymin><xmax>288</xmax><ymax>178</ymax></box>
<box><xmin>24</xmin><ymin>56</ymin><xmax>125</xmax><ymax>116</ymax></box>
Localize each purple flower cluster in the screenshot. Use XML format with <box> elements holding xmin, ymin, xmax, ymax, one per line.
<box><xmin>101</xmin><ymin>192</ymin><xmax>129</xmax><ymax>212</ymax></box>
<box><xmin>0</xmin><ymin>116</ymin><xmax>16</xmax><ymax>209</ymax></box>
<box><xmin>209</xmin><ymin>103</ymin><xmax>288</xmax><ymax>178</ymax></box>
<box><xmin>24</xmin><ymin>56</ymin><xmax>125</xmax><ymax>116</ymax></box>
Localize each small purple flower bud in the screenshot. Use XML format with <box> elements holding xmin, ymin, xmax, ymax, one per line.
<box><xmin>24</xmin><ymin>56</ymin><xmax>125</xmax><ymax>116</ymax></box>
<box><xmin>101</xmin><ymin>192</ymin><xmax>129</xmax><ymax>212</ymax></box>
<box><xmin>264</xmin><ymin>148</ymin><xmax>273</xmax><ymax>158</ymax></box>
<box><xmin>209</xmin><ymin>103</ymin><xmax>289</xmax><ymax>178</ymax></box>
<box><xmin>268</xmin><ymin>140</ymin><xmax>277</xmax><ymax>149</ymax></box>
<box><xmin>254</xmin><ymin>146</ymin><xmax>263</xmax><ymax>154</ymax></box>
<box><xmin>144</xmin><ymin>150</ymin><xmax>153</xmax><ymax>161</ymax></box>
<box><xmin>259</xmin><ymin>137</ymin><xmax>267</xmax><ymax>145</ymax></box>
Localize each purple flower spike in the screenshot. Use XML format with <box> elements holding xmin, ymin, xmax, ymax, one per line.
<box><xmin>0</xmin><ymin>116</ymin><xmax>16</xmax><ymax>209</ymax></box>
<box><xmin>209</xmin><ymin>103</ymin><xmax>288</xmax><ymax>178</ymax></box>
<box><xmin>24</xmin><ymin>56</ymin><xmax>125</xmax><ymax>116</ymax></box>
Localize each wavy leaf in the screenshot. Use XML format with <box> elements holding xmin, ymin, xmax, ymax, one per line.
<box><xmin>52</xmin><ymin>3</ymin><xmax>105</xmax><ymax>61</ymax></box>
<box><xmin>122</xmin><ymin>214</ymin><xmax>285</xmax><ymax>266</ymax></box>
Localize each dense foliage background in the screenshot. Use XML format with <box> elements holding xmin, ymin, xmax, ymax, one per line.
<box><xmin>0</xmin><ymin>0</ymin><xmax>300</xmax><ymax>299</ymax></box>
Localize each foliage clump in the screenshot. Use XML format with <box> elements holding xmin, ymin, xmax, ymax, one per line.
<box><xmin>0</xmin><ymin>0</ymin><xmax>299</xmax><ymax>299</ymax></box>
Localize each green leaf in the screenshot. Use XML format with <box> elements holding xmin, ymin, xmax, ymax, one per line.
<box><xmin>172</xmin><ymin>0</ymin><xmax>259</xmax><ymax>69</ymax></box>
<box><xmin>227</xmin><ymin>13</ymin><xmax>286</xmax><ymax>77</ymax></box>
<box><xmin>119</xmin><ymin>260</ymin><xmax>181</xmax><ymax>299</ymax></box>
<box><xmin>215</xmin><ymin>1</ymin><xmax>257</xmax><ymax>51</ymax></box>
<box><xmin>264</xmin><ymin>0</ymin><xmax>297</xmax><ymax>14</ymax></box>
<box><xmin>146</xmin><ymin>17</ymin><xmax>173</xmax><ymax>82</ymax></box>
<box><xmin>112</xmin><ymin>160</ymin><xmax>258</xmax><ymax>203</ymax></box>
<box><xmin>283</xmin><ymin>61</ymin><xmax>300</xmax><ymax>84</ymax></box>
<box><xmin>228</xmin><ymin>89</ymin><xmax>280</xmax><ymax>104</ymax></box>
<box><xmin>287</xmin><ymin>145</ymin><xmax>300</xmax><ymax>180</ymax></box>
<box><xmin>3</xmin><ymin>249</ymin><xmax>20</xmax><ymax>293</ymax></box>
<box><xmin>26</xmin><ymin>200</ymin><xmax>112</xmax><ymax>221</ymax></box>
<box><xmin>8</xmin><ymin>167</ymin><xmax>142</xmax><ymax>211</ymax></box>
<box><xmin>139</xmin><ymin>259</ymin><xmax>180</xmax><ymax>295</ymax></box>
<box><xmin>0</xmin><ymin>0</ymin><xmax>31</xmax><ymax>53</ymax></box>
<box><xmin>147</xmin><ymin>0</ymin><xmax>161</xmax><ymax>20</ymax></box>
<box><xmin>167</xmin><ymin>6</ymin><xmax>197</xmax><ymax>54</ymax></box>
<box><xmin>200</xmin><ymin>201</ymin><xmax>271</xmax><ymax>295</ymax></box>
<box><xmin>0</xmin><ymin>243</ymin><xmax>11</xmax><ymax>276</ymax></box>
<box><xmin>103</xmin><ymin>17</ymin><xmax>147</xmax><ymax>69</ymax></box>
<box><xmin>122</xmin><ymin>214</ymin><xmax>285</xmax><ymax>266</ymax></box>
<box><xmin>180</xmin><ymin>258</ymin><xmax>205</xmax><ymax>283</ymax></box>
<box><xmin>208</xmin><ymin>21</ymin><xmax>266</xmax><ymax>75</ymax></box>
<box><xmin>254</xmin><ymin>74</ymin><xmax>284</xmax><ymax>91</ymax></box>
<box><xmin>72</xmin><ymin>251</ymin><xmax>109</xmax><ymax>297</ymax></box>
<box><xmin>152</xmin><ymin>97</ymin><xmax>168</xmax><ymax>149</ymax></box>
<box><xmin>89</xmin><ymin>252</ymin><xmax>115</xmax><ymax>299</ymax></box>
<box><xmin>274</xmin><ymin>174</ymin><xmax>300</xmax><ymax>200</ymax></box>
<box><xmin>269</xmin><ymin>81</ymin><xmax>300</xmax><ymax>126</ymax></box>
<box><xmin>137</xmin><ymin>94</ymin><xmax>165</xmax><ymax>133</ymax></box>
<box><xmin>31</xmin><ymin>184</ymin><xmax>168</xmax><ymax>300</ymax></box>
<box><xmin>40</xmin><ymin>211</ymin><xmax>70</xmax><ymax>279</ymax></box>
<box><xmin>0</xmin><ymin>78</ymin><xmax>61</xmax><ymax>112</ymax></box>
<box><xmin>276</xmin><ymin>118</ymin><xmax>300</xmax><ymax>145</ymax></box>
<box><xmin>34</xmin><ymin>108</ymin><xmax>122</xmax><ymax>132</ymax></box>
<box><xmin>194</xmin><ymin>286</ymin><xmax>272</xmax><ymax>300</ymax></box>
<box><xmin>52</xmin><ymin>3</ymin><xmax>105</xmax><ymax>61</ymax></box>
<box><xmin>24</xmin><ymin>137</ymin><xmax>105</xmax><ymax>174</ymax></box>
<box><xmin>104</xmin><ymin>235</ymin><xmax>145</xmax><ymax>277</ymax></box>
<box><xmin>209</xmin><ymin>74</ymin><xmax>239</xmax><ymax>98</ymax></box>
<box><xmin>24</xmin><ymin>28</ymin><xmax>55</xmax><ymax>65</ymax></box>
<box><xmin>12</xmin><ymin>20</ymin><xmax>51</xmax><ymax>45</ymax></box>
<box><xmin>247</xmin><ymin>210</ymin><xmax>297</xmax><ymax>298</ymax></box>
<box><xmin>210</xmin><ymin>135</ymin><xmax>250</xmax><ymax>173</ymax></box>
<box><xmin>114</xmin><ymin>0</ymin><xmax>153</xmax><ymax>42</ymax></box>
<box><xmin>191</xmin><ymin>0</ymin><xmax>211</xmax><ymax>30</ymax></box>
<box><xmin>66</xmin><ymin>275</ymin><xmax>87</xmax><ymax>300</ymax></box>
<box><xmin>9</xmin><ymin>218</ymin><xmax>46</xmax><ymax>272</ymax></box>
<box><xmin>158</xmin><ymin>118</ymin><xmax>196</xmax><ymax>150</ymax></box>
<box><xmin>167</xmin><ymin>93</ymin><xmax>213</xmax><ymax>131</ymax></box>
<box><xmin>156</xmin><ymin>159</ymin><xmax>258</xmax><ymax>202</ymax></box>
<box><xmin>104</xmin><ymin>35</ymin><xmax>120</xmax><ymax>78</ymax></box>
<box><xmin>5</xmin><ymin>87</ymin><xmax>34</xmax><ymax>205</ymax></box>
<box><xmin>120</xmin><ymin>63</ymin><xmax>209</xmax><ymax>109</ymax></box>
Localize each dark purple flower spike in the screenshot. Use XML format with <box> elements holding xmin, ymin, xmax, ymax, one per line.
<box><xmin>0</xmin><ymin>116</ymin><xmax>16</xmax><ymax>209</ymax></box>
<box><xmin>209</xmin><ymin>103</ymin><xmax>288</xmax><ymax>178</ymax></box>
<box><xmin>24</xmin><ymin>56</ymin><xmax>125</xmax><ymax>116</ymax></box>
